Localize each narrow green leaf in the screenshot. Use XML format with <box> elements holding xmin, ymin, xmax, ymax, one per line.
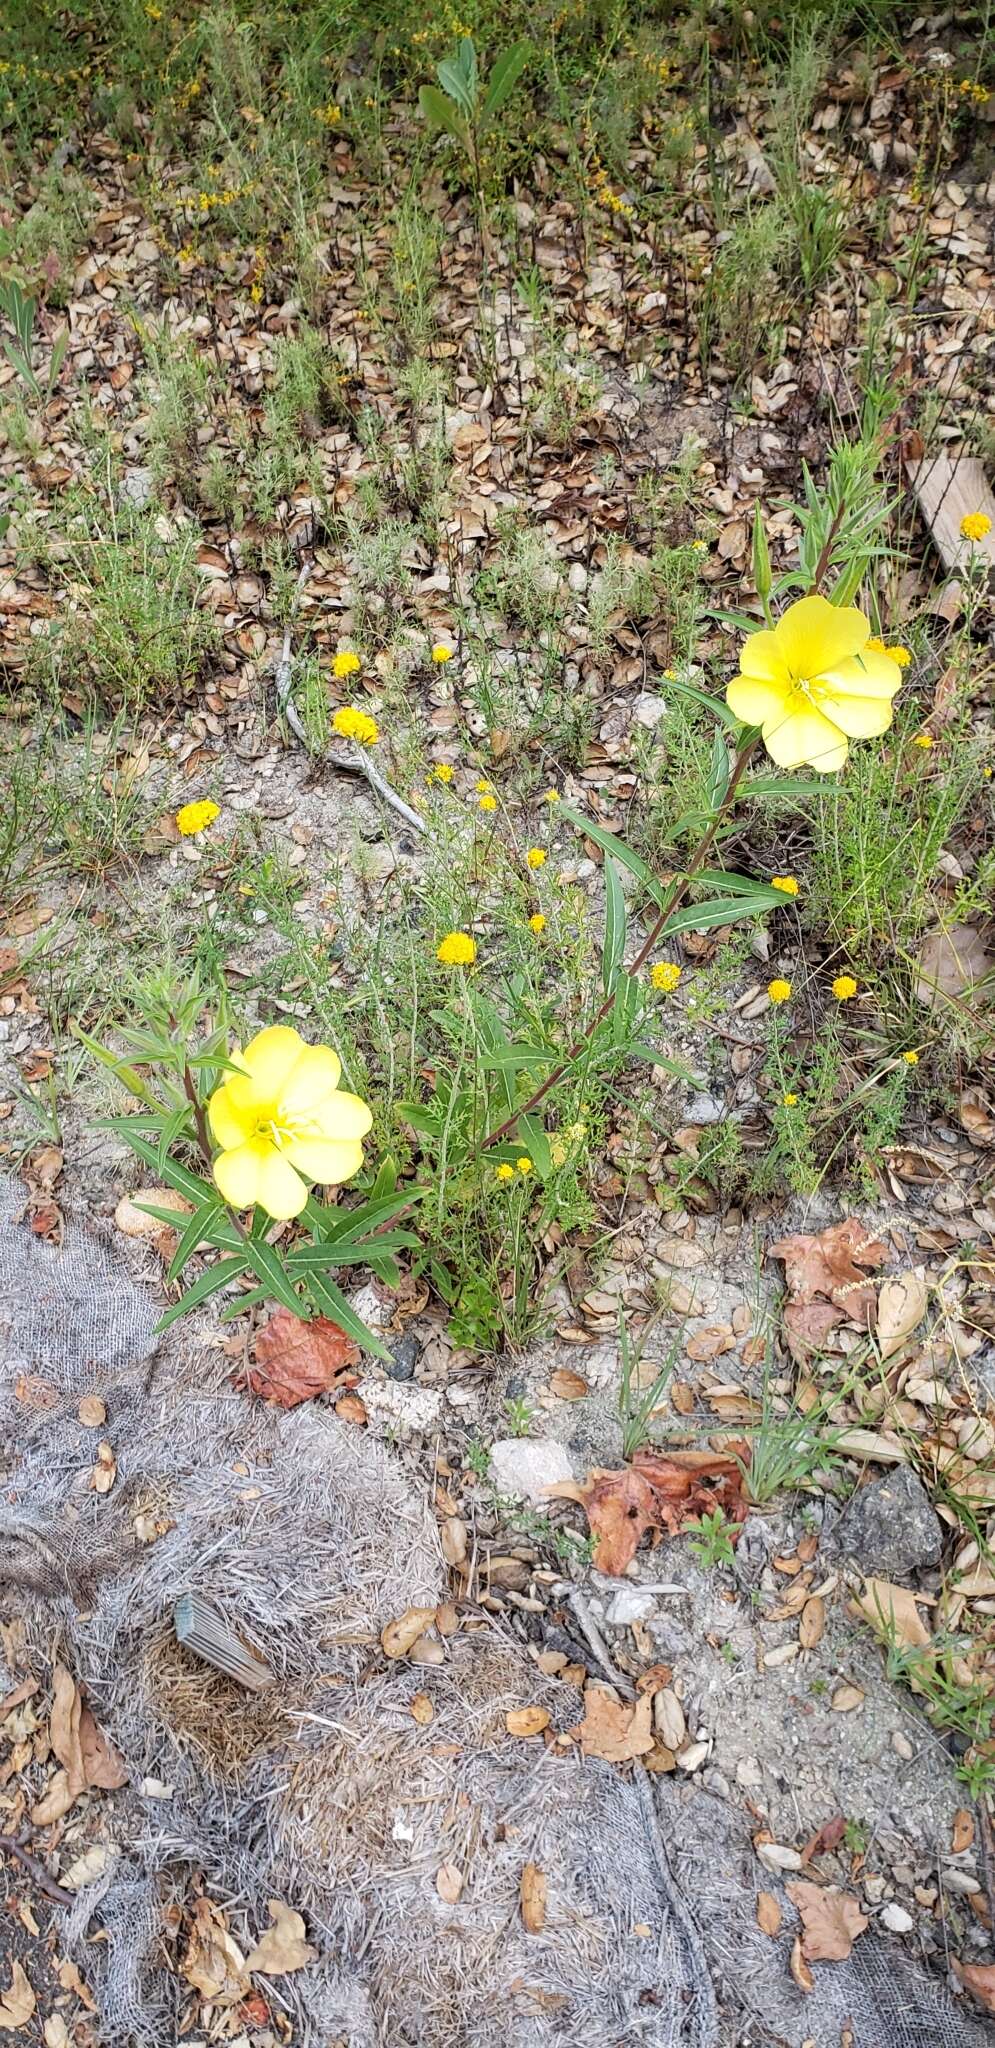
<box><xmin>559</xmin><ymin>805</ymin><xmax>668</xmax><ymax>908</ymax></box>
<box><xmin>303</xmin><ymin>1270</ymin><xmax>392</xmax><ymax>1361</ymax></box>
<box><xmin>481</xmin><ymin>39</ymin><xmax>530</xmax><ymax>122</ymax></box>
<box><xmin>694</xmin><ymin>868</ymin><xmax>786</xmax><ymax>898</ymax></box>
<box><xmin>628</xmin><ymin>1043</ymin><xmax>699</xmax><ymax>1081</ymax></box>
<box><xmin>601</xmin><ymin>856</ymin><xmax>627</xmax><ymax>997</ymax></box>
<box><xmin>478</xmin><ymin>1044</ymin><xmax>557</xmax><ymax>1071</ymax></box>
<box><xmin>157</xmin><ymin>1099</ymin><xmax>195</xmax><ymax>1172</ymax></box>
<box><xmin>241</xmin><ymin>1235</ymin><xmax>305</xmax><ymax>1316</ymax></box>
<box><xmin>166</xmin><ymin>1200</ymin><xmax>225</xmax><ymax>1282</ymax></box>
<box><xmin>707</xmin><ymin>731</ymin><xmax>730</xmax><ymax>811</ymax></box>
<box><xmin>659</xmin><ymin>672</ymin><xmax>742</xmax><ymax>732</ymax></box>
<box><xmin>287</xmin><ymin>1232</ymin><xmax>418</xmax><ymax>1270</ymax></box>
<box><xmin>746</xmin><ymin>775</ymin><xmax>827</xmax><ymax>802</ymax></box>
<box><xmin>436</xmin><ymin>56</ymin><xmax>475</xmax><ymax>115</ymax></box>
<box><xmin>518</xmin><ymin>1115</ymin><xmax>552</xmax><ymax>1179</ymax></box>
<box><xmin>108</xmin><ymin>1126</ymin><xmax>217</xmax><ymax>1204</ymax></box>
<box><xmin>155</xmin><ymin>1255</ymin><xmax>246</xmax><ymax>1331</ymax></box>
<box><xmin>662</xmin><ymin>889</ymin><xmax>785</xmax><ymax>938</ymax></box>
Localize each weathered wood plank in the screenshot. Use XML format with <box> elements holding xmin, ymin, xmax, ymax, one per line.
<box><xmin>908</xmin><ymin>452</ymin><xmax>995</xmax><ymax>574</ymax></box>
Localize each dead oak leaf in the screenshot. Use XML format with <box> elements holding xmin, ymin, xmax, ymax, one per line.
<box><xmin>955</xmin><ymin>1960</ymin><xmax>995</xmax><ymax>2015</ymax></box>
<box><xmin>580</xmin><ymin>1448</ymin><xmax>747</xmax><ymax>1575</ymax></box>
<box><xmin>243</xmin><ymin>1307</ymin><xmax>360</xmax><ymax>1409</ymax></box>
<box><xmin>771</xmin><ymin>1220</ymin><xmax>888</xmax><ymax>1362</ymax></box>
<box><xmin>787</xmin><ymin>1880</ymin><xmax>868</xmax><ymax>1963</ymax></box>
<box><xmin>853</xmin><ymin>1578</ymin><xmax>931</xmax><ymax>1652</ymax></box>
<box><xmin>181</xmin><ymin>1898</ymin><xmax>248</xmax><ymax>2002</ymax></box>
<box><xmin>244</xmin><ymin>1900</ymin><xmax>315</xmax><ymax>1976</ymax></box>
<box><xmin>578</xmin><ymin>1685</ymin><xmax>654</xmax><ymax>1764</ymax></box>
<box><xmin>0</xmin><ymin>1962</ymin><xmax>35</xmax><ymax>2032</ymax></box>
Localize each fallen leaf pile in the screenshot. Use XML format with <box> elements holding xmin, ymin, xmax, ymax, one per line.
<box><xmin>770</xmin><ymin>1218</ymin><xmax>888</xmax><ymax>1362</ymax></box>
<box><xmin>574</xmin><ymin>1448</ymin><xmax>748</xmax><ymax>1575</ymax></box>
<box><xmin>31</xmin><ymin>1664</ymin><xmax>127</xmax><ymax>1826</ymax></box>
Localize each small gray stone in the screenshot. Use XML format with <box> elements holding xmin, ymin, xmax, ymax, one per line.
<box><xmin>488</xmin><ymin>1438</ymin><xmax>574</xmax><ymax>1505</ymax></box>
<box><xmin>118</xmin><ymin>467</ymin><xmax>154</xmax><ymax>509</ymax></box>
<box><xmin>384</xmin><ymin>1332</ymin><xmax>419</xmax><ymax>1382</ymax></box>
<box><xmin>881</xmin><ymin>1903</ymin><xmax>914</xmax><ymax>1935</ymax></box>
<box><xmin>838</xmin><ymin>1467</ymin><xmax>942</xmax><ymax>1577</ymax></box>
<box><xmin>685</xmin><ymin>1092</ymin><xmax>726</xmax><ymax>1125</ymax></box>
<box><xmin>605</xmin><ymin>1587</ymin><xmax>657</xmax><ymax>1627</ymax></box>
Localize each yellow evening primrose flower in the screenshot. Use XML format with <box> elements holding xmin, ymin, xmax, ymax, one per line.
<box><xmin>495</xmin><ymin>1162</ymin><xmax>516</xmax><ymax>1182</ymax></box>
<box><xmin>771</xmin><ymin>875</ymin><xmax>799</xmax><ymax>896</ymax></box>
<box><xmin>767</xmin><ymin>978</ymin><xmax>792</xmax><ymax>1004</ymax></box>
<box><xmin>431</xmin><ymin>643</ymin><xmax>454</xmax><ymax>663</ymax></box>
<box><xmin>832</xmin><ymin>974</ymin><xmax>858</xmax><ymax>1000</ymax></box>
<box><xmin>960</xmin><ymin>512</ymin><xmax>992</xmax><ymax>543</ymax></box>
<box><xmin>437</xmin><ymin>931</ymin><xmax>477</xmax><ymax>965</ymax></box>
<box><xmin>528</xmin><ymin>913</ymin><xmax>546</xmax><ymax>934</ymax></box>
<box><xmin>207</xmin><ymin>1025</ymin><xmax>372</xmax><ymax>1221</ymax></box>
<box><xmin>516</xmin><ymin>1156</ymin><xmax>533</xmax><ymax>1175</ymax></box>
<box><xmin>332</xmin><ymin>705</ymin><xmax>378</xmax><ymax>745</ymax></box>
<box><xmin>176</xmin><ymin>799</ymin><xmax>220</xmax><ymax>836</ymax></box>
<box><xmin>725</xmin><ymin>594</ymin><xmax>903</xmax><ymax>773</ymax></box>
<box><xmin>783</xmin><ymin>1092</ymin><xmax>799</xmax><ymax>1106</ymax></box>
<box><xmin>526</xmin><ymin>847</ymin><xmax>546</xmax><ymax>869</ymax></box>
<box><xmin>902</xmin><ymin>1050</ymin><xmax>919</xmax><ymax>1066</ymax></box>
<box><xmin>333</xmin><ymin>650</ymin><xmax>361</xmax><ymax>678</ymax></box>
<box><xmin>478</xmin><ymin>793</ymin><xmax>497</xmax><ymax>812</ymax></box>
<box><xmin>650</xmin><ymin>961</ymin><xmax>681</xmax><ymax>993</ymax></box>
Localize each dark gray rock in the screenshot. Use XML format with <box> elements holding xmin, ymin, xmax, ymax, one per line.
<box><xmin>837</xmin><ymin>1467</ymin><xmax>942</xmax><ymax>1577</ymax></box>
<box><xmin>384</xmin><ymin>1332</ymin><xmax>420</xmax><ymax>1382</ymax></box>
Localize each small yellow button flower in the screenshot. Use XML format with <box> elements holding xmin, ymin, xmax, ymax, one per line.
<box><xmin>475</xmin><ymin>778</ymin><xmax>493</xmax><ymax>795</ymax></box>
<box><xmin>912</xmin><ymin>732</ymin><xmax>934</xmax><ymax>749</ymax></box>
<box><xmin>691</xmin><ymin>538</ymin><xmax>708</xmax><ymax>553</ymax></box>
<box><xmin>782</xmin><ymin>1092</ymin><xmax>799</xmax><ymax>1106</ymax></box>
<box><xmin>526</xmin><ymin>847</ymin><xmax>546</xmax><ymax>870</ymax></box>
<box><xmin>960</xmin><ymin>512</ymin><xmax>992</xmax><ymax>543</ymax></box>
<box><xmin>431</xmin><ymin>643</ymin><xmax>454</xmax><ymax>663</ymax></box>
<box><xmin>516</xmin><ymin>1157</ymin><xmax>533</xmax><ymax>1175</ymax></box>
<box><xmin>495</xmin><ymin>1162</ymin><xmax>516</xmax><ymax>1182</ymax></box>
<box><xmin>767</xmin><ymin>979</ymin><xmax>792</xmax><ymax>1004</ymax></box>
<box><xmin>333</xmin><ymin>650</ymin><xmax>361</xmax><ymax>678</ymax></box>
<box><xmin>663</xmin><ymin>667</ymin><xmax>679</xmax><ymax>680</ymax></box>
<box><xmin>832</xmin><ymin>974</ymin><xmax>858</xmax><ymax>1000</ymax></box>
<box><xmin>650</xmin><ymin>961</ymin><xmax>681</xmax><ymax>993</ymax></box>
<box><xmin>332</xmin><ymin>705</ymin><xmax>378</xmax><ymax>746</ymax></box>
<box><xmin>478</xmin><ymin>793</ymin><xmax>497</xmax><ymax>813</ymax></box>
<box><xmin>437</xmin><ymin>932</ymin><xmax>477</xmax><ymax>966</ymax></box>
<box><xmin>528</xmin><ymin>913</ymin><xmax>546</xmax><ymax>934</ymax></box>
<box><xmin>902</xmin><ymin>1050</ymin><xmax>919</xmax><ymax>1066</ymax></box>
<box><xmin>176</xmin><ymin>799</ymin><xmax>220</xmax><ymax>836</ymax></box>
<box><xmin>542</xmin><ymin>788</ymin><xmax>560</xmax><ymax>804</ymax></box>
<box><xmin>886</xmin><ymin>644</ymin><xmax>912</xmax><ymax>667</ymax></box>
<box><xmin>431</xmin><ymin>762</ymin><xmax>455</xmax><ymax>784</ymax></box>
<box><xmin>771</xmin><ymin>876</ymin><xmax>799</xmax><ymax>896</ymax></box>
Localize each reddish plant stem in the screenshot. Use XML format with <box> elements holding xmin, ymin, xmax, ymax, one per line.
<box><xmin>478</xmin><ymin>737</ymin><xmax>759</xmax><ymax>1152</ymax></box>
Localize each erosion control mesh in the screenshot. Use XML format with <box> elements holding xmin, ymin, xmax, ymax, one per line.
<box><xmin>0</xmin><ymin>1174</ymin><xmax>988</xmax><ymax>2048</ymax></box>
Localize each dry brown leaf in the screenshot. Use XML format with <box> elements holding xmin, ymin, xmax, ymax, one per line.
<box><xmin>410</xmin><ymin>1692</ymin><xmax>434</xmax><ymax>1727</ymax></box>
<box><xmin>245</xmin><ymin>1307</ymin><xmax>360</xmax><ymax>1408</ymax></box>
<box><xmin>915</xmin><ymin>923</ymin><xmax>992</xmax><ymax>1005</ymax></box>
<box><xmin>436</xmin><ymin>1862</ymin><xmax>463</xmax><ymax>1904</ymax></box>
<box><xmin>799</xmin><ymin>1596</ymin><xmax>825</xmax><ymax>1650</ymax></box>
<box><xmin>89</xmin><ymin>1440</ymin><xmax>117</xmax><ymax>1494</ymax></box>
<box><xmin>334</xmin><ymin>1391</ymin><xmax>368</xmax><ymax>1427</ymax></box>
<box><xmin>757</xmin><ymin>1892</ymin><xmax>782</xmax><ymax>1937</ymax></box>
<box><xmin>506</xmin><ymin>1707</ymin><xmax>551</xmax><ymax>1738</ymax></box>
<box><xmin>787</xmin><ymin>1881</ymin><xmax>868</xmax><ymax>1963</ymax></box>
<box><xmin>854</xmin><ymin>1578</ymin><xmax>931</xmax><ymax>1651</ymax></box>
<box><xmin>877</xmin><ymin>1269</ymin><xmax>928</xmax><ymax>1358</ymax></box>
<box><xmin>245</xmin><ymin>1900</ymin><xmax>315</xmax><ymax>1977</ymax></box>
<box><xmin>78</xmin><ymin>1395</ymin><xmax>106</xmax><ymax>1428</ymax></box>
<box><xmin>49</xmin><ymin>1664</ymin><xmax>85</xmax><ymax>1801</ymax></box>
<box><xmin>182</xmin><ymin>1898</ymin><xmax>248</xmax><ymax>2001</ymax></box>
<box><xmin>30</xmin><ymin>1768</ymin><xmax>75</xmax><ymax>1825</ymax></box>
<box><xmin>0</xmin><ymin>1963</ymin><xmax>35</xmax><ymax>2032</ymax></box>
<box><xmin>580</xmin><ymin>1448</ymin><xmax>748</xmax><ymax>1575</ymax></box>
<box><xmin>771</xmin><ymin>1219</ymin><xmax>887</xmax><ymax>1361</ymax></box>
<box><xmin>789</xmin><ymin>1935</ymin><xmax>814</xmax><ymax>1993</ymax></box>
<box><xmin>955</xmin><ymin>1960</ymin><xmax>995</xmax><ymax>2015</ymax></box>
<box><xmin>952</xmin><ymin>1808</ymin><xmax>975</xmax><ymax>1854</ymax></box>
<box><xmin>439</xmin><ymin>1517</ymin><xmax>468</xmax><ymax>1567</ymax></box>
<box><xmin>520</xmin><ymin>1862</ymin><xmax>547</xmax><ymax>1933</ymax></box>
<box><xmin>381</xmin><ymin>1607</ymin><xmax>438</xmax><ymax>1660</ymax></box>
<box><xmin>578</xmin><ymin>1685</ymin><xmax>654</xmax><ymax>1763</ymax></box>
<box><xmin>549</xmin><ymin>1367</ymin><xmax>589</xmax><ymax>1400</ymax></box>
<box><xmin>79</xmin><ymin>1703</ymin><xmax>127</xmax><ymax>1790</ymax></box>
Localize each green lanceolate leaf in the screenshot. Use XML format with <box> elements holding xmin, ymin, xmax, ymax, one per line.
<box><xmin>481</xmin><ymin>39</ymin><xmax>530</xmax><ymax>122</ymax></box>
<box><xmin>104</xmin><ymin>1123</ymin><xmax>218</xmax><ymax>1205</ymax></box>
<box><xmin>436</xmin><ymin>54</ymin><xmax>475</xmax><ymax>117</ymax></box>
<box><xmin>286</xmin><ymin>1231</ymin><xmax>418</xmax><ymax>1270</ymax></box>
<box><xmin>517</xmin><ymin>1115</ymin><xmax>552</xmax><ymax>1178</ymax></box>
<box><xmin>694</xmin><ymin>868</ymin><xmax>786</xmax><ymax>898</ymax></box>
<box><xmin>661</xmin><ymin>887</ymin><xmax>787</xmax><ymax>938</ymax></box>
<box><xmin>707</xmin><ymin>731</ymin><xmax>730</xmax><ymax>811</ymax></box>
<box><xmin>303</xmin><ymin>1270</ymin><xmax>392</xmax><ymax>1361</ymax></box>
<box><xmin>478</xmin><ymin>1044</ymin><xmax>558</xmax><ymax>1071</ymax></box>
<box><xmin>156</xmin><ymin>1255</ymin><xmax>247</xmax><ymax>1331</ymax></box>
<box><xmin>240</xmin><ymin>1234</ymin><xmax>306</xmax><ymax>1316</ymax></box>
<box><xmin>419</xmin><ymin>83</ymin><xmax>466</xmax><ymax>140</ymax></box>
<box><xmin>602</xmin><ymin>856</ymin><xmax>627</xmax><ymax>997</ymax></box>
<box><xmin>559</xmin><ymin>805</ymin><xmax>668</xmax><ymax>909</ymax></box>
